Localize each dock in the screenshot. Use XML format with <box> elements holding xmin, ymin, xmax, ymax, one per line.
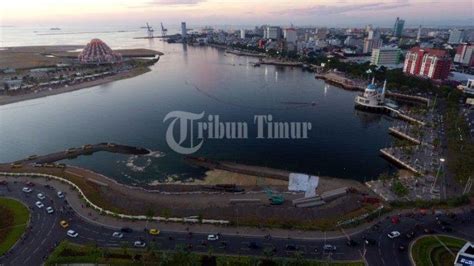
<box><xmin>389</xmin><ymin>127</ymin><xmax>422</xmax><ymax>145</ymax></box>
<box><xmin>380</xmin><ymin>147</ymin><xmax>422</xmax><ymax>175</ymax></box>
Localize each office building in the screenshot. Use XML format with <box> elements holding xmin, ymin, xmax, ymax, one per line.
<box><xmin>371</xmin><ymin>47</ymin><xmax>401</xmax><ymax>66</ymax></box>
<box><xmin>393</xmin><ymin>17</ymin><xmax>405</xmax><ymax>37</ymax></box>
<box><xmin>448</xmin><ymin>29</ymin><xmax>465</xmax><ymax>44</ymax></box>
<box><xmin>363</xmin><ymin>30</ymin><xmax>382</xmax><ymax>54</ymax></box>
<box><xmin>264</xmin><ymin>26</ymin><xmax>282</xmax><ymax>40</ymax></box>
<box><xmin>181</xmin><ymin>22</ymin><xmax>187</xmax><ymax>39</ymax></box>
<box><xmin>283</xmin><ymin>28</ymin><xmax>297</xmax><ymax>44</ymax></box>
<box><xmin>240</xmin><ymin>29</ymin><xmax>246</xmax><ymax>39</ymax></box>
<box><xmin>454</xmin><ymin>43</ymin><xmax>474</xmax><ymax>67</ymax></box>
<box><xmin>403</xmin><ymin>47</ymin><xmax>452</xmax><ymax>80</ymax></box>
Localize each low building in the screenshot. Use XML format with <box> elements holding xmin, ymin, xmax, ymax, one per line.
<box><xmin>371</xmin><ymin>47</ymin><xmax>401</xmax><ymax>67</ymax></box>
<box><xmin>458</xmin><ymin>79</ymin><xmax>474</xmax><ymax>95</ymax></box>
<box><xmin>455</xmin><ymin>242</ymin><xmax>474</xmax><ymax>266</ymax></box>
<box><xmin>403</xmin><ymin>47</ymin><xmax>452</xmax><ymax>80</ymax></box>
<box><xmin>3</xmin><ymin>79</ymin><xmax>23</xmax><ymax>90</ymax></box>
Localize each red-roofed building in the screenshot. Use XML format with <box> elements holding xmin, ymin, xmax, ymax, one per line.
<box><xmin>403</xmin><ymin>47</ymin><xmax>452</xmax><ymax>80</ymax></box>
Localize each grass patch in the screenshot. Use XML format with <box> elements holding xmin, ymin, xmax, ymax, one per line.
<box><xmin>0</xmin><ymin>197</ymin><xmax>29</xmax><ymax>256</ymax></box>
<box><xmin>411</xmin><ymin>235</ymin><xmax>466</xmax><ymax>266</ymax></box>
<box><xmin>46</xmin><ymin>241</ymin><xmax>364</xmax><ymax>266</ymax></box>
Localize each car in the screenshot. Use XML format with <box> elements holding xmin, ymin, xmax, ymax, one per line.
<box><xmin>46</xmin><ymin>206</ymin><xmax>54</xmax><ymax>214</ymax></box>
<box><xmin>248</xmin><ymin>242</ymin><xmax>260</xmax><ymax>249</ymax></box>
<box><xmin>60</xmin><ymin>220</ymin><xmax>69</xmax><ymax>228</ymax></box>
<box><xmin>323</xmin><ymin>244</ymin><xmax>337</xmax><ymax>252</ymax></box>
<box><xmin>148</xmin><ymin>229</ymin><xmax>160</xmax><ymax>235</ymax></box>
<box><xmin>134</xmin><ymin>241</ymin><xmax>146</xmax><ymax>248</ymax></box>
<box><xmin>207</xmin><ymin>234</ymin><xmax>219</xmax><ymax>241</ymax></box>
<box><xmin>67</xmin><ymin>230</ymin><xmax>78</xmax><ymax>238</ymax></box>
<box><xmin>285</xmin><ymin>244</ymin><xmax>298</xmax><ymax>251</ymax></box>
<box><xmin>405</xmin><ymin>231</ymin><xmax>415</xmax><ymax>239</ymax></box>
<box><xmin>387</xmin><ymin>231</ymin><xmax>401</xmax><ymax>239</ymax></box>
<box><xmin>37</xmin><ymin>193</ymin><xmax>46</xmax><ymax>200</ymax></box>
<box><xmin>399</xmin><ymin>245</ymin><xmax>406</xmax><ymax>251</ymax></box>
<box><xmin>22</xmin><ymin>187</ymin><xmax>32</xmax><ymax>193</ymax></box>
<box><xmin>57</xmin><ymin>191</ymin><xmax>64</xmax><ymax>198</ymax></box>
<box><xmin>423</xmin><ymin>228</ymin><xmax>434</xmax><ymax>234</ymax></box>
<box><xmin>441</xmin><ymin>226</ymin><xmax>453</xmax><ymax>232</ymax></box>
<box><xmin>112</xmin><ymin>232</ymin><xmax>123</xmax><ymax>238</ymax></box>
<box><xmin>346</xmin><ymin>240</ymin><xmax>358</xmax><ymax>247</ymax></box>
<box><xmin>25</xmin><ymin>182</ymin><xmax>35</xmax><ymax>187</ymax></box>
<box><xmin>364</xmin><ymin>238</ymin><xmax>376</xmax><ymax>245</ymax></box>
<box><xmin>120</xmin><ymin>227</ymin><xmax>133</xmax><ymax>233</ymax></box>
<box><xmin>35</xmin><ymin>201</ymin><xmax>44</xmax><ymax>208</ymax></box>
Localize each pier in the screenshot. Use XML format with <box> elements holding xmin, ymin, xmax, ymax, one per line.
<box><xmin>389</xmin><ymin>127</ymin><xmax>422</xmax><ymax>145</ymax></box>
<box><xmin>10</xmin><ymin>143</ymin><xmax>150</xmax><ymax>165</ymax></box>
<box><xmin>380</xmin><ymin>148</ymin><xmax>422</xmax><ymax>175</ymax></box>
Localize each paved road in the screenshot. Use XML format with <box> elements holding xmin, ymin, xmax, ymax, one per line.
<box><xmin>0</xmin><ymin>180</ymin><xmax>473</xmax><ymax>266</ymax></box>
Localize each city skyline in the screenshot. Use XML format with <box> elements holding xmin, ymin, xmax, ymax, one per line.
<box><xmin>1</xmin><ymin>0</ymin><xmax>473</xmax><ymax>27</ymax></box>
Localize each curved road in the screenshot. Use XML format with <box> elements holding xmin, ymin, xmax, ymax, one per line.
<box><xmin>0</xmin><ymin>180</ymin><xmax>473</xmax><ymax>266</ymax></box>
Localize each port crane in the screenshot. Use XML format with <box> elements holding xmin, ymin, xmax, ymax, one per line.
<box><xmin>160</xmin><ymin>22</ymin><xmax>168</xmax><ymax>37</ymax></box>
<box><xmin>146</xmin><ymin>22</ymin><xmax>154</xmax><ymax>38</ymax></box>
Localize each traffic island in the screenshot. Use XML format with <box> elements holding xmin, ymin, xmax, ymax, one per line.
<box><xmin>410</xmin><ymin>235</ymin><xmax>467</xmax><ymax>266</ymax></box>
<box><xmin>0</xmin><ymin>197</ymin><xmax>30</xmax><ymax>256</ymax></box>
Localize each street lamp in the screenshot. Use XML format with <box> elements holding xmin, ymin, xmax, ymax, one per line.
<box><xmin>431</xmin><ymin>158</ymin><xmax>445</xmax><ymax>194</ymax></box>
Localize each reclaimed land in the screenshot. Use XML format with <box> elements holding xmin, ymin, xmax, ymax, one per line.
<box><xmin>0</xmin><ymin>198</ymin><xmax>29</xmax><ymax>256</ymax></box>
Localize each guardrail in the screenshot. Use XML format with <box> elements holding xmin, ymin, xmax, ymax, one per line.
<box><xmin>0</xmin><ymin>172</ymin><xmax>230</xmax><ymax>225</ymax></box>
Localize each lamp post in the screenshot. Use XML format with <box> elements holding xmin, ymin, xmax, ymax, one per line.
<box><xmin>431</xmin><ymin>158</ymin><xmax>445</xmax><ymax>194</ymax></box>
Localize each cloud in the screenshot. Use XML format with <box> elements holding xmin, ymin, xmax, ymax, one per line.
<box><xmin>147</xmin><ymin>0</ymin><xmax>206</xmax><ymax>5</ymax></box>
<box><xmin>274</xmin><ymin>1</ymin><xmax>411</xmax><ymax>16</ymax></box>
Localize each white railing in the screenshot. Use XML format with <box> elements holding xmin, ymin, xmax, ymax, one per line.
<box><xmin>0</xmin><ymin>172</ymin><xmax>230</xmax><ymax>225</ymax></box>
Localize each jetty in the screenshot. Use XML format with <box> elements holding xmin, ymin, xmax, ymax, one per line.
<box><xmin>380</xmin><ymin>147</ymin><xmax>422</xmax><ymax>175</ymax></box>
<box><xmin>10</xmin><ymin>142</ymin><xmax>150</xmax><ymax>165</ymax></box>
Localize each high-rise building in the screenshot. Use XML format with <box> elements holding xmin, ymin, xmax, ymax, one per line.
<box><xmin>283</xmin><ymin>28</ymin><xmax>297</xmax><ymax>44</ymax></box>
<box><xmin>448</xmin><ymin>29</ymin><xmax>465</xmax><ymax>44</ymax></box>
<box><xmin>240</xmin><ymin>29</ymin><xmax>246</xmax><ymax>39</ymax></box>
<box><xmin>181</xmin><ymin>22</ymin><xmax>187</xmax><ymax>40</ymax></box>
<box><xmin>371</xmin><ymin>47</ymin><xmax>401</xmax><ymax>66</ymax></box>
<box><xmin>264</xmin><ymin>26</ymin><xmax>282</xmax><ymax>40</ymax></box>
<box><xmin>403</xmin><ymin>47</ymin><xmax>452</xmax><ymax>80</ymax></box>
<box><xmin>363</xmin><ymin>30</ymin><xmax>382</xmax><ymax>54</ymax></box>
<box><xmin>393</xmin><ymin>17</ymin><xmax>405</xmax><ymax>37</ymax></box>
<box><xmin>316</xmin><ymin>28</ymin><xmax>328</xmax><ymax>40</ymax></box>
<box><xmin>416</xmin><ymin>25</ymin><xmax>422</xmax><ymax>43</ymax></box>
<box><xmin>454</xmin><ymin>43</ymin><xmax>474</xmax><ymax>67</ymax></box>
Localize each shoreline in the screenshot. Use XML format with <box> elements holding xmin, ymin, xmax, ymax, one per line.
<box><xmin>0</xmin><ymin>67</ymin><xmax>151</xmax><ymax>106</ymax></box>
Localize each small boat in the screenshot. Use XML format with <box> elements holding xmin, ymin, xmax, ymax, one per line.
<box><xmin>50</xmin><ymin>27</ymin><xmax>61</xmax><ymax>30</ymax></box>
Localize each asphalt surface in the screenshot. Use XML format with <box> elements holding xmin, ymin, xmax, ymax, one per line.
<box><xmin>0</xmin><ymin>180</ymin><xmax>473</xmax><ymax>266</ymax></box>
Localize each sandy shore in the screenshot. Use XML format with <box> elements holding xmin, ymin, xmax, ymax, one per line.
<box><xmin>0</xmin><ymin>67</ymin><xmax>150</xmax><ymax>106</ymax></box>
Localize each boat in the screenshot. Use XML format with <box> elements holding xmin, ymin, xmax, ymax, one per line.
<box><xmin>50</xmin><ymin>27</ymin><xmax>61</xmax><ymax>30</ymax></box>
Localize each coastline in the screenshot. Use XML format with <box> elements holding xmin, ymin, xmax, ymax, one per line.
<box><xmin>0</xmin><ymin>67</ymin><xmax>151</xmax><ymax>106</ymax></box>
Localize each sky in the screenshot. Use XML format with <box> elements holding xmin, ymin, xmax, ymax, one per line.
<box><xmin>0</xmin><ymin>0</ymin><xmax>472</xmax><ymax>27</ymax></box>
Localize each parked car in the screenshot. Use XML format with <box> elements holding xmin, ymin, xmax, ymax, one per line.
<box><xmin>46</xmin><ymin>206</ymin><xmax>54</xmax><ymax>214</ymax></box>
<box><xmin>22</xmin><ymin>187</ymin><xmax>32</xmax><ymax>193</ymax></box>
<box><xmin>285</xmin><ymin>244</ymin><xmax>298</xmax><ymax>251</ymax></box>
<box><xmin>112</xmin><ymin>232</ymin><xmax>123</xmax><ymax>238</ymax></box>
<box><xmin>323</xmin><ymin>244</ymin><xmax>337</xmax><ymax>252</ymax></box>
<box><xmin>120</xmin><ymin>227</ymin><xmax>133</xmax><ymax>233</ymax></box>
<box><xmin>207</xmin><ymin>234</ymin><xmax>219</xmax><ymax>241</ymax></box>
<box><xmin>35</xmin><ymin>201</ymin><xmax>44</xmax><ymax>208</ymax></box>
<box><xmin>57</xmin><ymin>191</ymin><xmax>64</xmax><ymax>198</ymax></box>
<box><xmin>37</xmin><ymin>193</ymin><xmax>46</xmax><ymax>200</ymax></box>
<box><xmin>67</xmin><ymin>230</ymin><xmax>78</xmax><ymax>238</ymax></box>
<box><xmin>387</xmin><ymin>231</ymin><xmax>401</xmax><ymax>239</ymax></box>
<box><xmin>134</xmin><ymin>241</ymin><xmax>146</xmax><ymax>248</ymax></box>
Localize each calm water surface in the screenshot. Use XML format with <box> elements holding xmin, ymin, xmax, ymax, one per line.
<box><xmin>0</xmin><ymin>26</ymin><xmax>396</xmax><ymax>184</ymax></box>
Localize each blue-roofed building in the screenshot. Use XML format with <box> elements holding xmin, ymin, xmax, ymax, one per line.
<box><xmin>355</xmin><ymin>78</ymin><xmax>387</xmax><ymax>110</ymax></box>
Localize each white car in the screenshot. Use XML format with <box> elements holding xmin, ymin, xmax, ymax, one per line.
<box><xmin>67</xmin><ymin>230</ymin><xmax>78</xmax><ymax>238</ymax></box>
<box><xmin>35</xmin><ymin>201</ymin><xmax>44</xmax><ymax>208</ymax></box>
<box><xmin>134</xmin><ymin>241</ymin><xmax>146</xmax><ymax>248</ymax></box>
<box><xmin>112</xmin><ymin>232</ymin><xmax>123</xmax><ymax>239</ymax></box>
<box><xmin>57</xmin><ymin>191</ymin><xmax>64</xmax><ymax>198</ymax></box>
<box><xmin>46</xmin><ymin>206</ymin><xmax>54</xmax><ymax>214</ymax></box>
<box><xmin>22</xmin><ymin>187</ymin><xmax>32</xmax><ymax>193</ymax></box>
<box><xmin>387</xmin><ymin>231</ymin><xmax>401</xmax><ymax>239</ymax></box>
<box><xmin>37</xmin><ymin>193</ymin><xmax>46</xmax><ymax>200</ymax></box>
<box><xmin>207</xmin><ymin>234</ymin><xmax>219</xmax><ymax>241</ymax></box>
